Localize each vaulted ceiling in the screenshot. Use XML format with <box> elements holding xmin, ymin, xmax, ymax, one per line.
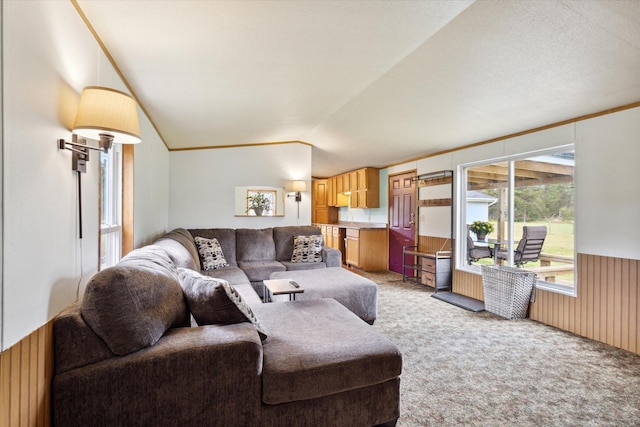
<box><xmin>76</xmin><ymin>0</ymin><xmax>640</xmax><ymax>177</ymax></box>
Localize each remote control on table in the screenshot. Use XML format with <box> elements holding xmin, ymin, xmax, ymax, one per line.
<box><xmin>289</xmin><ymin>280</ymin><xmax>300</xmax><ymax>288</ymax></box>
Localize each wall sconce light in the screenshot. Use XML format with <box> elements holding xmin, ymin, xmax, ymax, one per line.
<box><xmin>290</xmin><ymin>180</ymin><xmax>307</xmax><ymax>202</ymax></box>
<box><xmin>288</xmin><ymin>180</ymin><xmax>307</xmax><ymax>218</ymax></box>
<box><xmin>58</xmin><ymin>86</ymin><xmax>141</xmax><ymax>239</ymax></box>
<box><xmin>58</xmin><ymin>86</ymin><xmax>141</xmax><ymax>173</ymax></box>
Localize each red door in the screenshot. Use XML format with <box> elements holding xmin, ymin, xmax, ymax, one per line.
<box><xmin>388</xmin><ymin>171</ymin><xmax>416</xmax><ymax>274</ymax></box>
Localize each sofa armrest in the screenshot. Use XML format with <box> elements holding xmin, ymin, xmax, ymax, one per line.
<box><xmin>54</xmin><ymin>323</ymin><xmax>263</xmax><ymax>426</ymax></box>
<box><xmin>322</xmin><ymin>246</ymin><xmax>342</xmax><ymax>267</ymax></box>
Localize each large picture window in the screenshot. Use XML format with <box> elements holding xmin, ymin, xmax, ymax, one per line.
<box><xmin>100</xmin><ymin>144</ymin><xmax>123</xmax><ymax>270</ymax></box>
<box><xmin>459</xmin><ymin>146</ymin><xmax>575</xmax><ymax>293</ymax></box>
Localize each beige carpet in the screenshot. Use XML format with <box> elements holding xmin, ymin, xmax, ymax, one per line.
<box><xmin>361</xmin><ymin>270</ymin><xmax>640</xmax><ymax>427</ymax></box>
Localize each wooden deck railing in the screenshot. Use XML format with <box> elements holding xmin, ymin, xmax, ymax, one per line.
<box><xmin>527</xmin><ymin>253</ymin><xmax>574</xmax><ymax>282</ymax></box>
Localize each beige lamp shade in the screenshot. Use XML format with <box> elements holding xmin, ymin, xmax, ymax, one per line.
<box><xmin>291</xmin><ymin>180</ymin><xmax>307</xmax><ymax>192</ymax></box>
<box><xmin>73</xmin><ymin>86</ymin><xmax>141</xmax><ymax>144</ymax></box>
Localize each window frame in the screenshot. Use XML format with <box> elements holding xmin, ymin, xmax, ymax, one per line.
<box><xmin>99</xmin><ymin>144</ymin><xmax>123</xmax><ymax>270</ymax></box>
<box><xmin>456</xmin><ymin>144</ymin><xmax>576</xmax><ymax>296</ymax></box>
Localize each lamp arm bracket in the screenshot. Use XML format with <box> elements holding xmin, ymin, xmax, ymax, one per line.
<box><xmin>58</xmin><ymin>138</ymin><xmax>104</xmax><ymax>153</ymax></box>
<box><xmin>62</xmin><ymin>145</ymin><xmax>90</xmax><ymax>159</ymax></box>
<box><xmin>57</xmin><ymin>135</ymin><xmax>92</xmax><ymax>172</ymax></box>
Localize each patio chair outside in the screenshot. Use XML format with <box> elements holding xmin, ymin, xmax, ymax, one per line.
<box><xmin>467</xmin><ymin>225</ymin><xmax>492</xmax><ymax>264</ymax></box>
<box><xmin>496</xmin><ymin>225</ymin><xmax>547</xmax><ymax>267</ymax></box>
<box><xmin>467</xmin><ymin>235</ymin><xmax>493</xmax><ymax>264</ymax></box>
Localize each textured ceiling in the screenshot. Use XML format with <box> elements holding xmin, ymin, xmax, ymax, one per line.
<box><xmin>76</xmin><ymin>0</ymin><xmax>640</xmax><ymax>177</ymax></box>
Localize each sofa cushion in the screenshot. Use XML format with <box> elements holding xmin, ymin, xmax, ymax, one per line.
<box><xmin>236</xmin><ymin>228</ymin><xmax>276</xmax><ymax>261</ymax></box>
<box><xmin>154</xmin><ymin>228</ymin><xmax>200</xmax><ymax>271</ymax></box>
<box><xmin>278</xmin><ymin>261</ymin><xmax>327</xmax><ymax>271</ymax></box>
<box><xmin>200</xmin><ymin>265</ymin><xmax>251</xmax><ymax>286</ymax></box>
<box><xmin>189</xmin><ymin>228</ymin><xmax>238</xmax><ymax>266</ymax></box>
<box><xmin>232</xmin><ymin>283</ymin><xmax>264</xmax><ymax>308</ymax></box>
<box><xmin>177</xmin><ymin>268</ymin><xmax>267</xmax><ymax>341</ymax></box>
<box><xmin>238</xmin><ymin>260</ymin><xmax>286</xmax><ymax>282</ymax></box>
<box><xmin>194</xmin><ymin>236</ymin><xmax>229</xmax><ymax>270</ymax></box>
<box><xmin>273</xmin><ymin>226</ymin><xmax>322</xmax><ymax>261</ymax></box>
<box><xmin>254</xmin><ymin>299</ymin><xmax>402</xmax><ymax>405</ymax></box>
<box><xmin>81</xmin><ymin>245</ymin><xmax>190</xmax><ymax>356</ymax></box>
<box><xmin>291</xmin><ymin>235</ymin><xmax>323</xmax><ymax>263</ymax></box>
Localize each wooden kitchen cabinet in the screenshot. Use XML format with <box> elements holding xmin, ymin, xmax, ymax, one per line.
<box><xmin>326</xmin><ymin>167</ymin><xmax>380</xmax><ymax>209</ymax></box>
<box><xmin>320</xmin><ymin>225</ymin><xmax>329</xmax><ymax>246</ymax></box>
<box><xmin>327</xmin><ymin>176</ymin><xmax>337</xmax><ymax>207</ymax></box>
<box><xmin>357</xmin><ymin>167</ymin><xmax>375</xmax><ymax>190</ymax></box>
<box><xmin>330</xmin><ymin>226</ymin><xmax>345</xmax><ymax>264</ymax></box>
<box><xmin>345</xmin><ymin>229</ymin><xmax>360</xmax><ymax>266</ymax></box>
<box><xmin>349</xmin><ymin>171</ymin><xmax>358</xmax><ymax>191</ymax></box>
<box><xmin>350</xmin><ymin>188</ymin><xmax>379</xmax><ymax>208</ymax></box>
<box><xmin>349</xmin><ymin>191</ymin><xmax>360</xmax><ymax>208</ymax></box>
<box><xmin>328</xmin><ymin>176</ymin><xmax>349</xmax><ymax>207</ymax></box>
<box><xmin>344</xmin><ymin>227</ymin><xmax>387</xmax><ymax>271</ymax></box>
<box><xmin>342</xmin><ymin>173</ymin><xmax>350</xmax><ymax>194</ymax></box>
<box><xmin>324</xmin><ymin>226</ymin><xmax>332</xmax><ymax>248</ymax></box>
<box><xmin>336</xmin><ymin>174</ymin><xmax>344</xmax><ymax>193</ymax></box>
<box><xmin>350</xmin><ymin>168</ymin><xmax>380</xmax><ymax>208</ymax></box>
<box><xmin>317</xmin><ymin>225</ymin><xmax>347</xmax><ymax>265</ymax></box>
<box><xmin>312</xmin><ymin>179</ymin><xmax>337</xmax><ymax>224</ymax></box>
<box><xmin>331</xmin><ymin>226</ymin><xmax>344</xmax><ymax>249</ymax></box>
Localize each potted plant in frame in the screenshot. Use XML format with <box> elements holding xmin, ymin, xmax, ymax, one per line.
<box><xmin>246</xmin><ymin>192</ymin><xmax>272</xmax><ymax>216</ymax></box>
<box><xmin>470</xmin><ymin>220</ymin><xmax>494</xmax><ymax>241</ymax></box>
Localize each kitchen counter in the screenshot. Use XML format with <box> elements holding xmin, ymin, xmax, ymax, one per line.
<box><xmin>314</xmin><ymin>222</ymin><xmax>388</xmax><ymax>271</ymax></box>
<box><xmin>314</xmin><ymin>221</ymin><xmax>388</xmax><ymax>230</ymax></box>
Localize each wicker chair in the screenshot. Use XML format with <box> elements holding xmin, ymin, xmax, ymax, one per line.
<box><xmin>496</xmin><ymin>225</ymin><xmax>547</xmax><ymax>267</ymax></box>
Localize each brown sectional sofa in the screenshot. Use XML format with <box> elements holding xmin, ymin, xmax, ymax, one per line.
<box><xmin>52</xmin><ymin>226</ymin><xmax>402</xmax><ymax>426</ymax></box>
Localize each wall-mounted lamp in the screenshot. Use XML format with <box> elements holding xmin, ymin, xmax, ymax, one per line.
<box><xmin>290</xmin><ymin>180</ymin><xmax>307</xmax><ymax>202</ymax></box>
<box><xmin>288</xmin><ymin>180</ymin><xmax>307</xmax><ymax>218</ymax></box>
<box><xmin>58</xmin><ymin>86</ymin><xmax>141</xmax><ymax>239</ymax></box>
<box><xmin>58</xmin><ymin>86</ymin><xmax>141</xmax><ymax>173</ymax></box>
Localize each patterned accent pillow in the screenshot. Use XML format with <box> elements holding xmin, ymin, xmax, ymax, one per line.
<box><xmin>177</xmin><ymin>268</ymin><xmax>267</xmax><ymax>341</ymax></box>
<box><xmin>290</xmin><ymin>235</ymin><xmax>323</xmax><ymax>263</ymax></box>
<box><xmin>194</xmin><ymin>236</ymin><xmax>229</xmax><ymax>270</ymax></box>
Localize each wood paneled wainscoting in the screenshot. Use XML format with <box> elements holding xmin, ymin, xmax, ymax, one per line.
<box><xmin>417</xmin><ymin>235</ymin><xmax>451</xmax><ymax>254</ymax></box>
<box><xmin>0</xmin><ymin>321</ymin><xmax>54</xmax><ymax>427</ymax></box>
<box><xmin>453</xmin><ymin>253</ymin><xmax>640</xmax><ymax>355</ymax></box>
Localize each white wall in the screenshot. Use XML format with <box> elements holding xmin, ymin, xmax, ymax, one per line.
<box><xmin>419</xmin><ymin>183</ymin><xmax>453</xmax><ymax>239</ymax></box>
<box><xmin>385</xmin><ymin>107</ymin><xmax>640</xmax><ymax>261</ymax></box>
<box><xmin>0</xmin><ymin>0</ymin><xmax>4</xmax><ymax>346</ymax></box>
<box><xmin>575</xmin><ymin>108</ymin><xmax>640</xmax><ymax>258</ymax></box>
<box><xmin>169</xmin><ymin>143</ymin><xmax>312</xmax><ymax>229</ymax></box>
<box><xmin>132</xmin><ymin>118</ymin><xmax>171</xmax><ymax>248</ymax></box>
<box><xmin>1</xmin><ymin>1</ymin><xmax>169</xmax><ymax>349</ymax></box>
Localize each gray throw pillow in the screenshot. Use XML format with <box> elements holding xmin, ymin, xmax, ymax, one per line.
<box><xmin>177</xmin><ymin>268</ymin><xmax>267</xmax><ymax>341</ymax></box>
<box><xmin>291</xmin><ymin>235</ymin><xmax>323</xmax><ymax>263</ymax></box>
<box><xmin>194</xmin><ymin>236</ymin><xmax>229</xmax><ymax>270</ymax></box>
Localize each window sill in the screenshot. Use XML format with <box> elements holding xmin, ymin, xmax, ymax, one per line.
<box><xmin>456</xmin><ymin>265</ymin><xmax>577</xmax><ymax>297</ymax></box>
<box><xmin>535</xmin><ymin>281</ymin><xmax>577</xmax><ymax>297</ymax></box>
